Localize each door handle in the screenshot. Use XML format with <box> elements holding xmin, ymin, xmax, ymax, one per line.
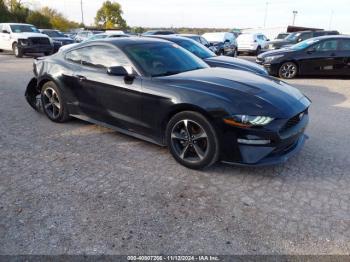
<box><xmin>75</xmin><ymin>75</ymin><xmax>87</xmax><ymax>81</ymax></box>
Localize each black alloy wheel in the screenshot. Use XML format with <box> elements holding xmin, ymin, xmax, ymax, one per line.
<box><xmin>41</xmin><ymin>81</ymin><xmax>70</xmax><ymax>122</ymax></box>
<box><xmin>166</xmin><ymin>111</ymin><xmax>219</xmax><ymax>169</ymax></box>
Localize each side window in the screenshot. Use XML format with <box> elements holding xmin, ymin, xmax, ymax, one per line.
<box><xmin>65</xmin><ymin>45</ymin><xmax>130</xmax><ymax>69</ymax></box>
<box><xmin>299</xmin><ymin>33</ymin><xmax>312</xmax><ymax>41</ymax></box>
<box><xmin>313</xmin><ymin>40</ymin><xmax>338</xmax><ymax>51</ymax></box>
<box><xmin>313</xmin><ymin>31</ymin><xmax>323</xmax><ymax>37</ymax></box>
<box><xmin>339</xmin><ymin>40</ymin><xmax>350</xmax><ymax>51</ymax></box>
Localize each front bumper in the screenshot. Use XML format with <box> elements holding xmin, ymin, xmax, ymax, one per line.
<box><xmin>19</xmin><ymin>44</ymin><xmax>53</xmax><ymax>54</ymax></box>
<box><xmin>219</xmin><ymin>111</ymin><xmax>309</xmax><ymax>166</ymax></box>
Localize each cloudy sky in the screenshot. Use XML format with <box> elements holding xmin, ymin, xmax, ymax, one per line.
<box><xmin>27</xmin><ymin>0</ymin><xmax>350</xmax><ymax>33</ymax></box>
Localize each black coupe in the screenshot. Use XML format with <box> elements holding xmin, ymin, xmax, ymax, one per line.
<box><xmin>25</xmin><ymin>38</ymin><xmax>311</xmax><ymax>169</ymax></box>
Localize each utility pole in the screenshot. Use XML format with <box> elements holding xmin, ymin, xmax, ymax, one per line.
<box><xmin>263</xmin><ymin>2</ymin><xmax>269</xmax><ymax>28</ymax></box>
<box><xmin>80</xmin><ymin>0</ymin><xmax>84</xmax><ymax>26</ymax></box>
<box><xmin>292</xmin><ymin>10</ymin><xmax>298</xmax><ymax>26</ymax></box>
<box><xmin>329</xmin><ymin>10</ymin><xmax>334</xmax><ymax>29</ymax></box>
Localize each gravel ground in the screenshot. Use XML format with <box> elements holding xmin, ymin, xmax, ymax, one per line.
<box><xmin>0</xmin><ymin>53</ymin><xmax>350</xmax><ymax>255</ymax></box>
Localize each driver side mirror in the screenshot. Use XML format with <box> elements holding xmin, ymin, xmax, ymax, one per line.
<box><xmin>2</xmin><ymin>30</ymin><xmax>10</xmax><ymax>34</ymax></box>
<box><xmin>307</xmin><ymin>47</ymin><xmax>316</xmax><ymax>54</ymax></box>
<box><xmin>107</xmin><ymin>66</ymin><xmax>135</xmax><ymax>84</ymax></box>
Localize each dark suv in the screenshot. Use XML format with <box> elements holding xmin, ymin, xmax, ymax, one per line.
<box><xmin>268</xmin><ymin>30</ymin><xmax>339</xmax><ymax>50</ymax></box>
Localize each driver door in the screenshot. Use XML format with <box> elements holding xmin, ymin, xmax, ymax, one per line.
<box><xmin>65</xmin><ymin>44</ymin><xmax>144</xmax><ymax>133</ymax></box>
<box><xmin>0</xmin><ymin>24</ymin><xmax>12</xmax><ymax>50</ymax></box>
<box><xmin>299</xmin><ymin>39</ymin><xmax>341</xmax><ymax>76</ymax></box>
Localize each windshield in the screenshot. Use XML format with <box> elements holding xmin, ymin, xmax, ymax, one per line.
<box><xmin>290</xmin><ymin>38</ymin><xmax>320</xmax><ymax>50</ymax></box>
<box><xmin>85</xmin><ymin>34</ymin><xmax>107</xmax><ymax>41</ymax></box>
<box><xmin>173</xmin><ymin>39</ymin><xmax>215</xmax><ymax>59</ymax></box>
<box><xmin>123</xmin><ymin>42</ymin><xmax>208</xmax><ymax>77</ymax></box>
<box><xmin>10</xmin><ymin>24</ymin><xmax>39</xmax><ymax>33</ymax></box>
<box><xmin>285</xmin><ymin>32</ymin><xmax>300</xmax><ymax>41</ymax></box>
<box><xmin>43</xmin><ymin>30</ymin><xmax>65</xmax><ymax>37</ymax></box>
<box><xmin>202</xmin><ymin>33</ymin><xmax>225</xmax><ymax>42</ymax></box>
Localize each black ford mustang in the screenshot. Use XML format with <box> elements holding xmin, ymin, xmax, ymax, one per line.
<box><xmin>25</xmin><ymin>38</ymin><xmax>311</xmax><ymax>169</ymax></box>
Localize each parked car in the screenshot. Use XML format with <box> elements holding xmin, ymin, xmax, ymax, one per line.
<box><xmin>142</xmin><ymin>30</ymin><xmax>176</xmax><ymax>36</ymax></box>
<box><xmin>202</xmin><ymin>32</ymin><xmax>238</xmax><ymax>56</ymax></box>
<box><xmin>0</xmin><ymin>23</ymin><xmax>53</xmax><ymax>57</ymax></box>
<box><xmin>58</xmin><ymin>32</ymin><xmax>130</xmax><ymax>52</ymax></box>
<box><xmin>179</xmin><ymin>33</ymin><xmax>217</xmax><ymax>53</ymax></box>
<box><xmin>74</xmin><ymin>30</ymin><xmax>104</xmax><ymax>42</ymax></box>
<box><xmin>149</xmin><ymin>35</ymin><xmax>268</xmax><ymax>76</ymax></box>
<box><xmin>39</xmin><ymin>29</ymin><xmax>75</xmax><ymax>52</ymax></box>
<box><xmin>256</xmin><ymin>35</ymin><xmax>350</xmax><ymax>79</ymax></box>
<box><xmin>267</xmin><ymin>30</ymin><xmax>339</xmax><ymax>50</ymax></box>
<box><xmin>237</xmin><ymin>33</ymin><xmax>269</xmax><ymax>55</ymax></box>
<box><xmin>275</xmin><ymin>33</ymin><xmax>290</xmax><ymax>40</ymax></box>
<box><xmin>25</xmin><ymin>37</ymin><xmax>310</xmax><ymax>169</ymax></box>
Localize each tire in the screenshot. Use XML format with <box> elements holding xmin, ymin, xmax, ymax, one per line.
<box><xmin>256</xmin><ymin>46</ymin><xmax>261</xmax><ymax>56</ymax></box>
<box><xmin>233</xmin><ymin>48</ymin><xmax>238</xmax><ymax>57</ymax></box>
<box><xmin>13</xmin><ymin>43</ymin><xmax>23</xmax><ymax>58</ymax></box>
<box><xmin>218</xmin><ymin>49</ymin><xmax>224</xmax><ymax>56</ymax></box>
<box><xmin>166</xmin><ymin>111</ymin><xmax>219</xmax><ymax>169</ymax></box>
<box><xmin>41</xmin><ymin>81</ymin><xmax>70</xmax><ymax>123</ymax></box>
<box><xmin>278</xmin><ymin>62</ymin><xmax>298</xmax><ymax>79</ymax></box>
<box><xmin>0</xmin><ymin>49</ymin><xmax>3</xmax><ymax>52</ymax></box>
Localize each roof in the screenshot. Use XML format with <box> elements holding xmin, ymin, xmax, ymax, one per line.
<box><xmin>87</xmin><ymin>36</ymin><xmax>172</xmax><ymax>47</ymax></box>
<box><xmin>311</xmin><ymin>35</ymin><xmax>350</xmax><ymax>40</ymax></box>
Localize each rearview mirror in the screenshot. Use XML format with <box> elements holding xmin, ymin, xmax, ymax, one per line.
<box><xmin>2</xmin><ymin>30</ymin><xmax>9</xmax><ymax>34</ymax></box>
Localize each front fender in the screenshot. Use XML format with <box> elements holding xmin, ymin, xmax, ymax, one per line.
<box><xmin>25</xmin><ymin>77</ymin><xmax>41</xmax><ymax>111</ymax></box>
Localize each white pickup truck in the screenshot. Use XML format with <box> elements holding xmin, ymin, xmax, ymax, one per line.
<box><xmin>0</xmin><ymin>23</ymin><xmax>53</xmax><ymax>58</ymax></box>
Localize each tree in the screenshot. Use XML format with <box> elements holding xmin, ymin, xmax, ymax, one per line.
<box><xmin>40</xmin><ymin>7</ymin><xmax>79</xmax><ymax>31</ymax></box>
<box><xmin>26</xmin><ymin>11</ymin><xmax>52</xmax><ymax>28</ymax></box>
<box><xmin>95</xmin><ymin>1</ymin><xmax>127</xmax><ymax>29</ymax></box>
<box><xmin>0</xmin><ymin>0</ymin><xmax>11</xmax><ymax>22</ymax></box>
<box><xmin>6</xmin><ymin>0</ymin><xmax>29</xmax><ymax>22</ymax></box>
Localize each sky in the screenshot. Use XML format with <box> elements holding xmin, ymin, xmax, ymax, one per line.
<box><xmin>25</xmin><ymin>0</ymin><xmax>350</xmax><ymax>33</ymax></box>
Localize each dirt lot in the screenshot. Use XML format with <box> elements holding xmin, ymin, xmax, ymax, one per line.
<box><xmin>1</xmin><ymin>53</ymin><xmax>350</xmax><ymax>255</ymax></box>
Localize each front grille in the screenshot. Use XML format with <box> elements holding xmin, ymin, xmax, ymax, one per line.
<box><xmin>280</xmin><ymin>111</ymin><xmax>307</xmax><ymax>133</ymax></box>
<box><xmin>29</xmin><ymin>37</ymin><xmax>50</xmax><ymax>45</ymax></box>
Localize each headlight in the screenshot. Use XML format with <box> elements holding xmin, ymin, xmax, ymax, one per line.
<box><xmin>18</xmin><ymin>39</ymin><xmax>29</xmax><ymax>46</ymax></box>
<box><xmin>53</xmin><ymin>40</ymin><xmax>62</xmax><ymax>45</ymax></box>
<box><xmin>264</xmin><ymin>55</ymin><xmax>284</xmax><ymax>63</ymax></box>
<box><xmin>224</xmin><ymin>115</ymin><xmax>274</xmax><ymax>127</ymax></box>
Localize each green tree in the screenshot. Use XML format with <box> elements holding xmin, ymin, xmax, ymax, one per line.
<box><xmin>95</xmin><ymin>1</ymin><xmax>127</xmax><ymax>29</ymax></box>
<box><xmin>26</xmin><ymin>11</ymin><xmax>52</xmax><ymax>28</ymax></box>
<box><xmin>6</xmin><ymin>0</ymin><xmax>29</xmax><ymax>22</ymax></box>
<box><xmin>40</xmin><ymin>7</ymin><xmax>79</xmax><ymax>31</ymax></box>
<box><xmin>0</xmin><ymin>0</ymin><xmax>11</xmax><ymax>22</ymax></box>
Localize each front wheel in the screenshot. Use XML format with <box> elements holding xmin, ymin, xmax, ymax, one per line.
<box><xmin>278</xmin><ymin>62</ymin><xmax>298</xmax><ymax>79</ymax></box>
<box><xmin>41</xmin><ymin>81</ymin><xmax>70</xmax><ymax>123</ymax></box>
<box><xmin>166</xmin><ymin>111</ymin><xmax>219</xmax><ymax>169</ymax></box>
<box><xmin>13</xmin><ymin>43</ymin><xmax>23</xmax><ymax>58</ymax></box>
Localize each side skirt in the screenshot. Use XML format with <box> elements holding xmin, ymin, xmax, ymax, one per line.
<box><xmin>70</xmin><ymin>114</ymin><xmax>167</xmax><ymax>147</ymax></box>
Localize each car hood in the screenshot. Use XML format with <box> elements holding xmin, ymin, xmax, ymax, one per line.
<box><xmin>12</xmin><ymin>32</ymin><xmax>49</xmax><ymax>39</ymax></box>
<box><xmin>204</xmin><ymin>56</ymin><xmax>268</xmax><ymax>75</ymax></box>
<box><xmin>158</xmin><ymin>68</ymin><xmax>309</xmax><ymax>118</ymax></box>
<box><xmin>258</xmin><ymin>48</ymin><xmax>294</xmax><ymax>58</ymax></box>
<box><xmin>268</xmin><ymin>39</ymin><xmax>290</xmax><ymax>46</ymax></box>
